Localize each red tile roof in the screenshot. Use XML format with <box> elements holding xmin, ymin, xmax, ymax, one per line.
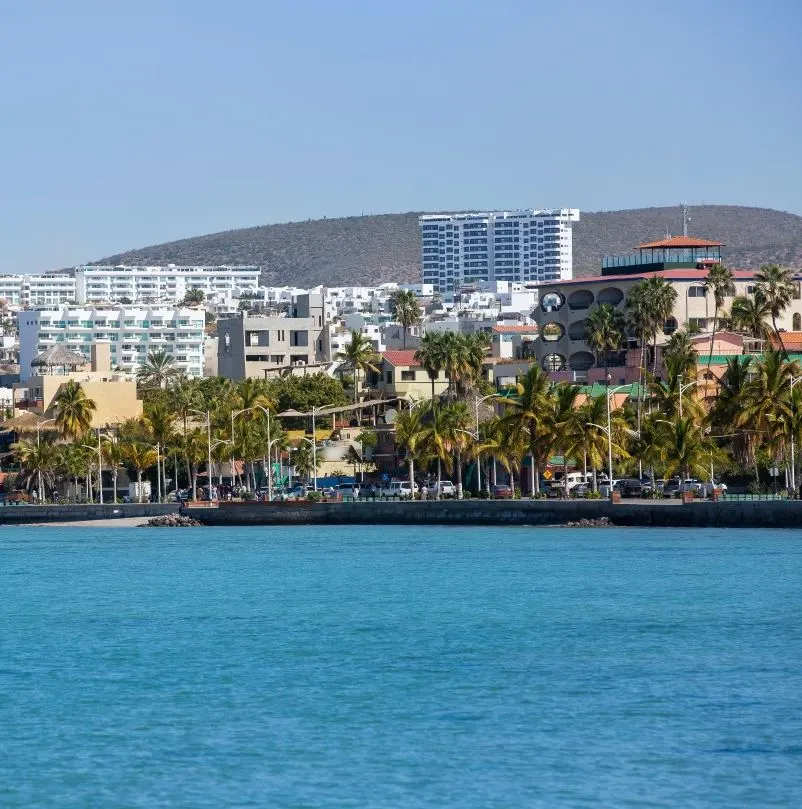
<box><xmin>770</xmin><ymin>332</ymin><xmax>802</xmax><ymax>351</ymax></box>
<box><xmin>635</xmin><ymin>235</ymin><xmax>724</xmax><ymax>249</ymax></box>
<box><xmin>492</xmin><ymin>325</ymin><xmax>539</xmax><ymax>334</ymax></box>
<box><xmin>382</xmin><ymin>350</ymin><xmax>420</xmax><ymax>367</ymax></box>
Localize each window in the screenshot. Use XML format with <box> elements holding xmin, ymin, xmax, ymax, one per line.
<box><xmin>401</xmin><ymin>370</ymin><xmax>415</xmax><ymax>381</ymax></box>
<box><xmin>794</xmin><ymin>313</ymin><xmax>801</xmax><ymax>331</ymax></box>
<box><xmin>688</xmin><ymin>286</ymin><xmax>706</xmax><ymax>298</ymax></box>
<box><xmin>663</xmin><ymin>317</ymin><xmax>678</xmax><ymax>335</ymax></box>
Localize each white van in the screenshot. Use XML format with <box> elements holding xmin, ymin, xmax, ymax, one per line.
<box><xmin>554</xmin><ymin>472</ymin><xmax>591</xmax><ymax>492</ymax></box>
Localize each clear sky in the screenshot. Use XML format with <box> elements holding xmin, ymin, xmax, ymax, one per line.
<box><xmin>2</xmin><ymin>0</ymin><xmax>801</xmax><ymax>273</ymax></box>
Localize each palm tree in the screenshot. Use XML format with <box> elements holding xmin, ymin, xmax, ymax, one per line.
<box><xmin>337</xmin><ymin>330</ymin><xmax>379</xmax><ymax>404</ymax></box>
<box><xmin>501</xmin><ymin>365</ymin><xmax>555</xmax><ymax>495</ymax></box>
<box><xmin>57</xmin><ymin>443</ymin><xmax>88</xmax><ymax>502</ymax></box>
<box><xmin>415</xmin><ymin>332</ymin><xmax>448</xmax><ymax>404</ymax></box>
<box><xmin>167</xmin><ymin>376</ymin><xmax>202</xmax><ymax>436</ymax></box>
<box><xmin>391</xmin><ymin>290</ymin><xmax>422</xmax><ymax>349</ymax></box>
<box><xmin>584</xmin><ymin>303</ymin><xmax>626</xmax><ymax>375</ymax></box>
<box><xmin>12</xmin><ymin>439</ymin><xmax>57</xmax><ymax>501</ymax></box>
<box><xmin>142</xmin><ymin>404</ymin><xmax>176</xmax><ymax>500</ymax></box>
<box><xmin>755</xmin><ymin>264</ymin><xmax>796</xmax><ymax>356</ymax></box>
<box><xmin>656</xmin><ymin>416</ymin><xmax>713</xmax><ymax>486</ymax></box>
<box><xmin>292</xmin><ymin>441</ymin><xmax>319</xmax><ymax>485</ymax></box>
<box><xmin>662</xmin><ymin>329</ymin><xmax>697</xmax><ymax>380</ymax></box>
<box><xmin>177</xmin><ymin>428</ymin><xmax>209</xmax><ymax>500</ymax></box>
<box><xmin>730</xmin><ymin>294</ymin><xmax>773</xmax><ymax>343</ymax></box>
<box><xmin>182</xmin><ymin>288</ymin><xmax>205</xmax><ymax>306</ymax></box>
<box><xmin>739</xmin><ymin>350</ymin><xmax>799</xmax><ymax>473</ymax></box>
<box><xmin>628</xmin><ymin>276</ymin><xmax>679</xmax><ymax>372</ymax></box>
<box><xmin>121</xmin><ymin>442</ymin><xmax>158</xmax><ymax>503</ymax></box>
<box><xmin>394</xmin><ymin>406</ymin><xmax>428</xmax><ymax>497</ymax></box>
<box><xmin>136</xmin><ymin>348</ymin><xmax>181</xmax><ymax>390</ymax></box>
<box><xmin>552</xmin><ymin>383</ymin><xmax>582</xmax><ymax>493</ymax></box>
<box><xmin>53</xmin><ymin>380</ymin><xmax>96</xmax><ymax>440</ymax></box>
<box><xmin>708</xmin><ymin>356</ymin><xmax>756</xmax><ymax>474</ymax></box>
<box><xmin>703</xmin><ymin>263</ymin><xmax>735</xmax><ymax>379</ymax></box>
<box><xmin>101</xmin><ymin>440</ymin><xmax>124</xmax><ymax>503</ymax></box>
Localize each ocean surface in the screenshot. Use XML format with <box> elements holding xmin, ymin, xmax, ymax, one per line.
<box><xmin>1</xmin><ymin>526</ymin><xmax>801</xmax><ymax>808</ymax></box>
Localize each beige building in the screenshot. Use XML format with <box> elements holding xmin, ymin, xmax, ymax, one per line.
<box><xmin>12</xmin><ymin>343</ymin><xmax>143</xmax><ymax>427</ymax></box>
<box><xmin>367</xmin><ymin>350</ymin><xmax>449</xmax><ymax>401</ymax></box>
<box><xmin>533</xmin><ymin>236</ymin><xmax>802</xmax><ymax>384</ymax></box>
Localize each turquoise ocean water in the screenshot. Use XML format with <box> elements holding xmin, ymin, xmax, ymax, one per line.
<box><xmin>1</xmin><ymin>526</ymin><xmax>801</xmax><ymax>808</ymax></box>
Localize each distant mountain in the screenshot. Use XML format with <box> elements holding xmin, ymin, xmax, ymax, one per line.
<box><xmin>94</xmin><ymin>205</ymin><xmax>802</xmax><ymax>286</ymax></box>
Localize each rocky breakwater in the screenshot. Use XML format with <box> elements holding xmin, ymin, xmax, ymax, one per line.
<box><xmin>563</xmin><ymin>517</ymin><xmax>613</xmax><ymax>528</ymax></box>
<box><xmin>145</xmin><ymin>514</ymin><xmax>203</xmax><ymax>528</ymax></box>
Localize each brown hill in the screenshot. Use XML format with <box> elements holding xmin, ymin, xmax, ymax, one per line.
<box><xmin>95</xmin><ymin>205</ymin><xmax>802</xmax><ymax>285</ymax></box>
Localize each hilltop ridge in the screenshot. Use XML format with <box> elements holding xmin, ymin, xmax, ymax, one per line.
<box><xmin>94</xmin><ymin>205</ymin><xmax>802</xmax><ymax>286</ymax></box>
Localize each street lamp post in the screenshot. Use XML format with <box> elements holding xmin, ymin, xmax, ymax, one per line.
<box><xmin>210</xmin><ymin>439</ymin><xmax>231</xmax><ymax>490</ymax></box>
<box><xmin>80</xmin><ymin>432</ymin><xmax>113</xmax><ymax>504</ymax></box>
<box><xmin>190</xmin><ymin>409</ymin><xmax>214</xmax><ymax>501</ymax></box>
<box><xmin>678</xmin><ymin>379</ymin><xmax>706</xmax><ymax>419</ymax></box>
<box><xmin>588</xmin><ymin>383</ymin><xmax>630</xmax><ymax>492</ymax></box>
<box><xmin>473</xmin><ymin>393</ymin><xmax>497</xmax><ymax>495</ymax></box>
<box><xmin>232</xmin><ymin>405</ymin><xmax>273</xmax><ymax>497</ymax></box>
<box><xmin>790</xmin><ymin>376</ymin><xmax>802</xmax><ymax>494</ymax></box>
<box><xmin>35</xmin><ymin>417</ymin><xmax>57</xmax><ymax>503</ymax></box>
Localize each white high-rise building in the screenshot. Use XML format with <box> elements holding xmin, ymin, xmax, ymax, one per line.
<box><xmin>18</xmin><ymin>305</ymin><xmax>206</xmax><ymax>381</ymax></box>
<box><xmin>74</xmin><ymin>265</ymin><xmax>261</xmax><ymax>305</ymax></box>
<box><xmin>419</xmin><ymin>209</ymin><xmax>579</xmax><ymax>293</ymax></box>
<box><xmin>0</xmin><ymin>274</ymin><xmax>76</xmax><ymax>307</ymax></box>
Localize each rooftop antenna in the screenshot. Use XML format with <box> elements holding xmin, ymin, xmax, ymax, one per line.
<box><xmin>681</xmin><ymin>203</ymin><xmax>691</xmax><ymax>237</ymax></box>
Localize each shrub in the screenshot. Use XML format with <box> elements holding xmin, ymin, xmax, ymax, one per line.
<box><xmin>307</xmin><ymin>491</ymin><xmax>322</xmax><ymax>503</ymax></box>
<box><xmin>514</xmin><ymin>488</ymin><xmax>522</xmax><ymax>499</ymax></box>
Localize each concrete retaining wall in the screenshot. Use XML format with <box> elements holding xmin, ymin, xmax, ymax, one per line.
<box><xmin>182</xmin><ymin>499</ymin><xmax>802</xmax><ymax>528</ymax></box>
<box><xmin>0</xmin><ymin>503</ymin><xmax>181</xmax><ymax>525</ymax></box>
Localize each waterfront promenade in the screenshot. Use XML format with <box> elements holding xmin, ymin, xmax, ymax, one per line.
<box><xmin>181</xmin><ymin>498</ymin><xmax>802</xmax><ymax>529</ymax></box>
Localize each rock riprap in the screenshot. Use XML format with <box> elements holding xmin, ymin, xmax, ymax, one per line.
<box><xmin>145</xmin><ymin>514</ymin><xmax>203</xmax><ymax>527</ymax></box>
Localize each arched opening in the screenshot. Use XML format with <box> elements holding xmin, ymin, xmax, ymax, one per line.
<box><xmin>540</xmin><ymin>292</ymin><xmax>564</xmax><ymax>313</ymax></box>
<box><xmin>542</xmin><ymin>353</ymin><xmax>566</xmax><ymax>372</ymax></box>
<box><xmin>569</xmin><ymin>351</ymin><xmax>595</xmax><ymax>371</ymax></box>
<box><xmin>793</xmin><ymin>313</ymin><xmax>801</xmax><ymax>331</ymax></box>
<box><xmin>541</xmin><ymin>322</ymin><xmax>565</xmax><ymax>342</ymax></box>
<box><xmin>597</xmin><ymin>287</ymin><xmax>624</xmax><ymax>306</ymax></box>
<box><xmin>567</xmin><ymin>289</ymin><xmax>594</xmax><ymax>311</ymax></box>
<box><xmin>568</xmin><ymin>320</ymin><xmax>587</xmax><ymax>341</ymax></box>
<box><xmin>663</xmin><ymin>317</ymin><xmax>678</xmax><ymax>336</ymax></box>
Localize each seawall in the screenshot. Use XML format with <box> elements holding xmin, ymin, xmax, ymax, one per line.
<box><xmin>182</xmin><ymin>499</ymin><xmax>802</xmax><ymax>529</ymax></box>
<box><xmin>0</xmin><ymin>503</ymin><xmax>181</xmax><ymax>525</ymax></box>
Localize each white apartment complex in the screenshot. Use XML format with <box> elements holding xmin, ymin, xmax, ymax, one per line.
<box><xmin>75</xmin><ymin>265</ymin><xmax>261</xmax><ymax>305</ymax></box>
<box><xmin>0</xmin><ymin>274</ymin><xmax>76</xmax><ymax>307</ymax></box>
<box><xmin>420</xmin><ymin>209</ymin><xmax>579</xmax><ymax>293</ymax></box>
<box><xmin>18</xmin><ymin>305</ymin><xmax>206</xmax><ymax>382</ymax></box>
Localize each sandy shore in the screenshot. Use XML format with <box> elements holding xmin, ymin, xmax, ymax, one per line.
<box><xmin>25</xmin><ymin>517</ymin><xmax>150</xmax><ymax>528</ymax></box>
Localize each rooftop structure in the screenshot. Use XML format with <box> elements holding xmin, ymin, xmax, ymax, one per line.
<box><xmin>602</xmin><ymin>235</ymin><xmax>724</xmax><ymax>275</ymax></box>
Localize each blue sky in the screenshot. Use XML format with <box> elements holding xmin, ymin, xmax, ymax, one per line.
<box><xmin>2</xmin><ymin>0</ymin><xmax>801</xmax><ymax>272</ymax></box>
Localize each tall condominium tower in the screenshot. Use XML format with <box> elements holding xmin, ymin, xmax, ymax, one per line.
<box><xmin>419</xmin><ymin>208</ymin><xmax>579</xmax><ymax>293</ymax></box>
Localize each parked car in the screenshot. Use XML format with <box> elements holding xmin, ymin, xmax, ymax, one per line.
<box><xmin>380</xmin><ymin>481</ymin><xmax>417</xmax><ymax>499</ymax></box>
<box><xmin>614</xmin><ymin>478</ymin><xmax>643</xmax><ymax>497</ymax></box>
<box><xmin>491</xmin><ymin>483</ymin><xmax>513</xmax><ymax>499</ymax></box>
<box><xmin>662</xmin><ymin>479</ymin><xmax>682</xmax><ymax>498</ymax></box>
<box><xmin>336</xmin><ymin>483</ymin><xmax>360</xmax><ymax>499</ymax></box>
<box><xmin>358</xmin><ymin>484</ymin><xmax>379</xmax><ymax>499</ymax></box>
<box><xmin>571</xmin><ymin>483</ymin><xmax>591</xmax><ymax>497</ymax></box>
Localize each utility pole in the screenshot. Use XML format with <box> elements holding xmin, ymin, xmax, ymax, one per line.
<box><xmin>681</xmin><ymin>203</ymin><xmax>691</xmax><ymax>237</ymax></box>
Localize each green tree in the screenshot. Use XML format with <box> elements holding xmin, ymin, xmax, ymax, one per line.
<box><xmin>391</xmin><ymin>289</ymin><xmax>422</xmax><ymax>349</ymax></box>
<box><xmin>182</xmin><ymin>288</ymin><xmax>205</xmax><ymax>306</ymax></box>
<box><xmin>627</xmin><ymin>276</ymin><xmax>678</xmax><ymax>372</ymax></box>
<box><xmin>414</xmin><ymin>332</ymin><xmax>448</xmax><ymax>404</ymax></box>
<box><xmin>121</xmin><ymin>442</ymin><xmax>158</xmax><ymax>503</ymax></box>
<box><xmin>53</xmin><ymin>380</ymin><xmax>96</xmax><ymax>440</ymax></box>
<box><xmin>730</xmin><ymin>294</ymin><xmax>773</xmax><ymax>343</ymax></box>
<box><xmin>584</xmin><ymin>303</ymin><xmax>626</xmax><ymax>376</ymax></box>
<box><xmin>100</xmin><ymin>440</ymin><xmax>124</xmax><ymax>503</ymax></box>
<box><xmin>703</xmin><ymin>263</ymin><xmax>735</xmax><ymax>380</ymax></box>
<box><xmin>394</xmin><ymin>406</ymin><xmax>428</xmax><ymax>496</ymax></box>
<box><xmin>136</xmin><ymin>348</ymin><xmax>181</xmax><ymax>390</ymax></box>
<box><xmin>12</xmin><ymin>438</ymin><xmax>57</xmax><ymax>501</ymax></box>
<box><xmin>657</xmin><ymin>416</ymin><xmax>715</xmax><ymax>487</ymax></box>
<box><xmin>292</xmin><ymin>441</ymin><xmax>320</xmax><ymax>485</ymax></box>
<box><xmin>755</xmin><ymin>263</ymin><xmax>796</xmax><ymax>356</ymax></box>
<box><xmin>336</xmin><ymin>330</ymin><xmax>380</xmax><ymax>404</ymax></box>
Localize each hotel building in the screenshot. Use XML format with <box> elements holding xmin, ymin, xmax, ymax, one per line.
<box><xmin>420</xmin><ymin>209</ymin><xmax>579</xmax><ymax>294</ymax></box>
<box><xmin>74</xmin><ymin>265</ymin><xmax>261</xmax><ymax>305</ymax></box>
<box><xmin>0</xmin><ymin>274</ymin><xmax>77</xmax><ymax>307</ymax></box>
<box><xmin>18</xmin><ymin>305</ymin><xmax>206</xmax><ymax>382</ymax></box>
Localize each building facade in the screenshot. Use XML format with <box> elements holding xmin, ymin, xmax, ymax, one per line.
<box><xmin>420</xmin><ymin>209</ymin><xmax>579</xmax><ymax>294</ymax></box>
<box><xmin>18</xmin><ymin>305</ymin><xmax>206</xmax><ymax>381</ymax></box>
<box><xmin>217</xmin><ymin>293</ymin><xmax>328</xmax><ymax>380</ymax></box>
<box><xmin>75</xmin><ymin>265</ymin><xmax>260</xmax><ymax>305</ymax></box>
<box><xmin>533</xmin><ymin>236</ymin><xmax>802</xmax><ymax>384</ymax></box>
<box><xmin>0</xmin><ymin>274</ymin><xmax>76</xmax><ymax>307</ymax></box>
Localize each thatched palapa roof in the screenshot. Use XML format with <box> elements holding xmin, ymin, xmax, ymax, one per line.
<box><xmin>31</xmin><ymin>345</ymin><xmax>87</xmax><ymax>369</ymax></box>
